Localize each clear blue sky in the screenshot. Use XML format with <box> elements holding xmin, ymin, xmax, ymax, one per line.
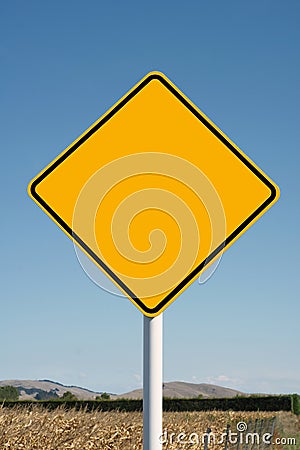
<box><xmin>1</xmin><ymin>1</ymin><xmax>299</xmax><ymax>395</ymax></box>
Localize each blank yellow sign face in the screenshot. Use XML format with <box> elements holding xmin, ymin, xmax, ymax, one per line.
<box><xmin>28</xmin><ymin>72</ymin><xmax>279</xmax><ymax>316</ymax></box>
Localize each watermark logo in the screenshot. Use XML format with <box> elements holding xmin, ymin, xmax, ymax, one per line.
<box><xmin>236</xmin><ymin>421</ymin><xmax>248</xmax><ymax>432</ymax></box>
<box><xmin>159</xmin><ymin>421</ymin><xmax>297</xmax><ymax>447</ymax></box>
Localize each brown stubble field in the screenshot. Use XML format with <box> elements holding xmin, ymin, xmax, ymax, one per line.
<box><xmin>0</xmin><ymin>406</ymin><xmax>299</xmax><ymax>449</ymax></box>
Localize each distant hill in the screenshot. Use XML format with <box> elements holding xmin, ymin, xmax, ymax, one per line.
<box><xmin>117</xmin><ymin>381</ymin><xmax>243</xmax><ymax>399</ymax></box>
<box><xmin>0</xmin><ymin>379</ymin><xmax>245</xmax><ymax>400</ymax></box>
<box><xmin>0</xmin><ymin>379</ymin><xmax>108</xmax><ymax>400</ymax></box>
<box><xmin>0</xmin><ymin>380</ymin><xmax>245</xmax><ymax>400</ymax></box>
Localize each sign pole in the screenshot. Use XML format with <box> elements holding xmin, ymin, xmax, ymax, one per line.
<box><xmin>143</xmin><ymin>313</ymin><xmax>163</xmax><ymax>450</ymax></box>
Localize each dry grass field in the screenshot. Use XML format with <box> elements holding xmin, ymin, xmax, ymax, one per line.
<box><xmin>0</xmin><ymin>405</ymin><xmax>298</xmax><ymax>449</ymax></box>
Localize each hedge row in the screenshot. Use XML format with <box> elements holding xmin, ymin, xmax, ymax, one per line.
<box><xmin>2</xmin><ymin>399</ymin><xmax>143</xmax><ymax>412</ymax></box>
<box><xmin>163</xmin><ymin>396</ymin><xmax>295</xmax><ymax>413</ymax></box>
<box><xmin>2</xmin><ymin>395</ymin><xmax>299</xmax><ymax>414</ymax></box>
<box><xmin>292</xmin><ymin>394</ymin><xmax>300</xmax><ymax>415</ymax></box>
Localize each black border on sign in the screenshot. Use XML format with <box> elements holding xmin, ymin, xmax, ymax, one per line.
<box><xmin>30</xmin><ymin>74</ymin><xmax>277</xmax><ymax>315</ymax></box>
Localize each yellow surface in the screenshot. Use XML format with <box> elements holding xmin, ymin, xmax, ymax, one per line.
<box><xmin>28</xmin><ymin>72</ymin><xmax>279</xmax><ymax>316</ymax></box>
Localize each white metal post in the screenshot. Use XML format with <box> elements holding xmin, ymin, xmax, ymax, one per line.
<box><xmin>143</xmin><ymin>313</ymin><xmax>163</xmax><ymax>450</ymax></box>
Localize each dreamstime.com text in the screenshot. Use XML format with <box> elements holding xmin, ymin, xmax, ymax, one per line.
<box><xmin>159</xmin><ymin>422</ymin><xmax>297</xmax><ymax>447</ymax></box>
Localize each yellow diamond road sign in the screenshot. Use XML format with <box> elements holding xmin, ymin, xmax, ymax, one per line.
<box><xmin>28</xmin><ymin>72</ymin><xmax>279</xmax><ymax>317</ymax></box>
